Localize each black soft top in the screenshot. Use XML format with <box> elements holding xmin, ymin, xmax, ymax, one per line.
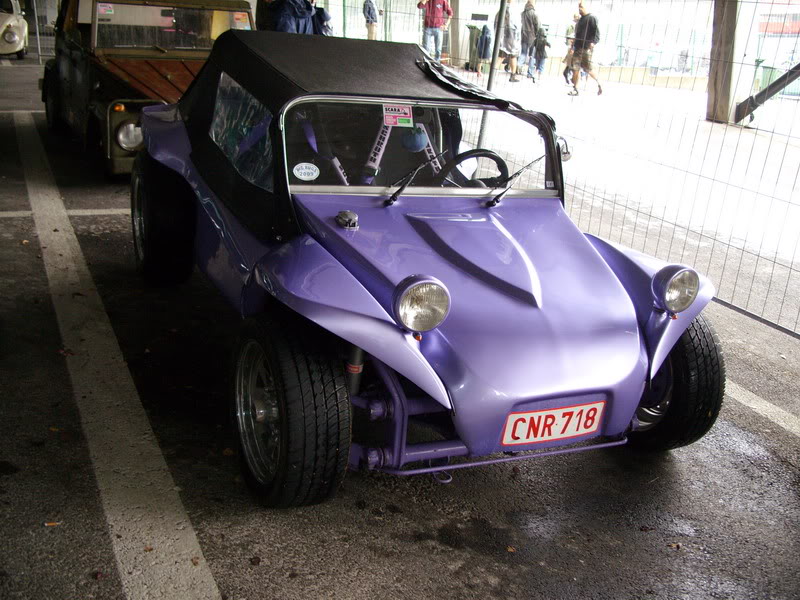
<box><xmin>209</xmin><ymin>30</ymin><xmax>504</xmax><ymax>113</ymax></box>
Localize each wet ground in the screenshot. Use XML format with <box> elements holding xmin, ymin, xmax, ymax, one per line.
<box><xmin>0</xmin><ymin>64</ymin><xmax>798</xmax><ymax>600</ymax></box>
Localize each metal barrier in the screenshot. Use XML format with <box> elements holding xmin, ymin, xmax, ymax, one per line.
<box><xmin>29</xmin><ymin>0</ymin><xmax>58</xmax><ymax>62</ymax></box>
<box><xmin>325</xmin><ymin>0</ymin><xmax>798</xmax><ymax>334</ymax></box>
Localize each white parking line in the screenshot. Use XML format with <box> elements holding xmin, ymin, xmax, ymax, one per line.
<box><xmin>727</xmin><ymin>381</ymin><xmax>800</xmax><ymax>438</ymax></box>
<box><xmin>68</xmin><ymin>208</ymin><xmax>131</xmax><ymax>216</ymax></box>
<box><xmin>0</xmin><ymin>59</ymin><xmax>12</xmax><ymax>67</ymax></box>
<box><xmin>14</xmin><ymin>112</ymin><xmax>221</xmax><ymax>600</ymax></box>
<box><xmin>0</xmin><ymin>209</ymin><xmax>131</xmax><ymax>218</ymax></box>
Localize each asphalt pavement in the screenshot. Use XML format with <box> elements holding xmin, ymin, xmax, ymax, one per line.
<box><xmin>0</xmin><ymin>61</ymin><xmax>798</xmax><ymax>600</ymax></box>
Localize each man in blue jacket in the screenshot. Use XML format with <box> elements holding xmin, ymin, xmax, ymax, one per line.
<box><xmin>363</xmin><ymin>0</ymin><xmax>380</xmax><ymax>40</ymax></box>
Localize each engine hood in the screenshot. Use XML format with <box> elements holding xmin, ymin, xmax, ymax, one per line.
<box><xmin>93</xmin><ymin>56</ymin><xmax>206</xmax><ymax>103</ymax></box>
<box><xmin>294</xmin><ymin>193</ymin><xmax>647</xmax><ymax>454</ymax></box>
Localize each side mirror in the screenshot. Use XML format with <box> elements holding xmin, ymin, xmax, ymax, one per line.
<box><xmin>21</xmin><ymin>10</ymin><xmax>26</xmax><ymax>16</ymax></box>
<box><xmin>557</xmin><ymin>136</ymin><xmax>572</xmax><ymax>162</ymax></box>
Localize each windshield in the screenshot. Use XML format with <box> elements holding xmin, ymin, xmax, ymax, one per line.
<box><xmin>283</xmin><ymin>100</ymin><xmax>550</xmax><ymax>194</ymax></box>
<box><xmin>94</xmin><ymin>3</ymin><xmax>251</xmax><ymax>51</ymax></box>
<box><xmin>1</xmin><ymin>0</ymin><xmax>15</xmax><ymax>14</ymax></box>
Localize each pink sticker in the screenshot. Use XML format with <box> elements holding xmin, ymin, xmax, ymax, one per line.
<box><xmin>383</xmin><ymin>104</ymin><xmax>413</xmax><ymax>127</ymax></box>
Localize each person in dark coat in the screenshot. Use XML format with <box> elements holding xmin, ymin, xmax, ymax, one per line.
<box><xmin>311</xmin><ymin>0</ymin><xmax>333</xmax><ymax>35</ymax></box>
<box><xmin>519</xmin><ymin>1</ymin><xmax>539</xmax><ymax>79</ymax></box>
<box><xmin>569</xmin><ymin>0</ymin><xmax>603</xmax><ymax>95</ymax></box>
<box><xmin>476</xmin><ymin>23</ymin><xmax>493</xmax><ymax>78</ymax></box>
<box><xmin>257</xmin><ymin>0</ymin><xmax>315</xmax><ymax>34</ymax></box>
<box><xmin>533</xmin><ymin>27</ymin><xmax>550</xmax><ymax>81</ymax></box>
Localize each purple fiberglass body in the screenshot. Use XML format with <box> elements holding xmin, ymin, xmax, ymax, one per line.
<box><xmin>131</xmin><ymin>30</ymin><xmax>725</xmax><ymax>508</ymax></box>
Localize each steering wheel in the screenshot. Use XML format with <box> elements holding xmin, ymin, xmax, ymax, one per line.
<box><xmin>432</xmin><ymin>149</ymin><xmax>510</xmax><ymax>188</ymax></box>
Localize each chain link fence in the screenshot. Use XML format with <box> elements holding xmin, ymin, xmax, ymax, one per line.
<box><xmin>316</xmin><ymin>0</ymin><xmax>799</xmax><ymax>334</ymax></box>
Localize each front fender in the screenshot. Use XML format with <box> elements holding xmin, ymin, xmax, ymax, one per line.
<box><xmin>586</xmin><ymin>235</ymin><xmax>715</xmax><ymax>378</ymax></box>
<box><xmin>245</xmin><ymin>235</ymin><xmax>452</xmax><ymax>410</ymax></box>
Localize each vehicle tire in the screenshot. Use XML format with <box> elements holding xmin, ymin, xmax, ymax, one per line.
<box><xmin>44</xmin><ymin>72</ymin><xmax>63</xmax><ymax>132</ymax></box>
<box><xmin>628</xmin><ymin>314</ymin><xmax>725</xmax><ymax>451</ymax></box>
<box><xmin>232</xmin><ymin>316</ymin><xmax>351</xmax><ymax>508</ymax></box>
<box><xmin>130</xmin><ymin>151</ymin><xmax>195</xmax><ymax>285</ymax></box>
<box><xmin>16</xmin><ymin>48</ymin><xmax>26</xmax><ymax>60</ymax></box>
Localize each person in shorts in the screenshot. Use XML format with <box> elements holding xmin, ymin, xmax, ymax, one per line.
<box><xmin>569</xmin><ymin>1</ymin><xmax>603</xmax><ymax>96</ymax></box>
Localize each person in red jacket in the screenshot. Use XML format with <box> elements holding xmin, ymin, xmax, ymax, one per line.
<box><xmin>417</xmin><ymin>0</ymin><xmax>452</xmax><ymax>62</ymax></box>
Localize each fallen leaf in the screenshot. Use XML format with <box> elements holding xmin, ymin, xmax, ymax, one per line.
<box><xmin>144</xmin><ymin>546</ymin><xmax>153</xmax><ymax>553</ymax></box>
<box><xmin>191</xmin><ymin>557</ymin><xmax>200</xmax><ymax>566</ymax></box>
<box><xmin>44</xmin><ymin>522</ymin><xmax>62</xmax><ymax>527</ymax></box>
<box><xmin>668</xmin><ymin>542</ymin><xmax>682</xmax><ymax>550</ymax></box>
<box><xmin>506</xmin><ymin>546</ymin><xmax>516</xmax><ymax>553</ymax></box>
<box><xmin>249</xmin><ymin>556</ymin><xmax>261</xmax><ymax>566</ymax></box>
<box><xmin>640</xmin><ymin>526</ymin><xmax>654</xmax><ymax>532</ymax></box>
<box><xmin>48</xmin><ymin>427</ymin><xmax>60</xmax><ymax>432</ymax></box>
<box><xmin>222</xmin><ymin>448</ymin><xmax>235</xmax><ymax>457</ymax></box>
<box><xmin>92</xmin><ymin>571</ymin><xmax>104</xmax><ymax>580</ymax></box>
<box><xmin>21</xmin><ymin>240</ymin><xmax>29</xmax><ymax>245</ymax></box>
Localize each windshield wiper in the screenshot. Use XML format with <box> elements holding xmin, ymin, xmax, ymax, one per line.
<box><xmin>384</xmin><ymin>150</ymin><xmax>448</xmax><ymax>206</ymax></box>
<box><xmin>485</xmin><ymin>154</ymin><xmax>545</xmax><ymax>208</ymax></box>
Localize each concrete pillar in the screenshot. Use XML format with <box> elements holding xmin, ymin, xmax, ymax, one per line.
<box><xmin>449</xmin><ymin>0</ymin><xmax>462</xmax><ymax>65</ymax></box>
<box><xmin>706</xmin><ymin>0</ymin><xmax>760</xmax><ymax>123</ymax></box>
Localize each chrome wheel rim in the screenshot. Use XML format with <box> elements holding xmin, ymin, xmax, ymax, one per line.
<box><xmin>235</xmin><ymin>340</ymin><xmax>282</xmax><ymax>484</ymax></box>
<box><xmin>131</xmin><ymin>175</ymin><xmax>145</xmax><ymax>264</ymax></box>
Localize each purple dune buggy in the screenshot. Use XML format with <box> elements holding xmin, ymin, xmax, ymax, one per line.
<box><xmin>132</xmin><ymin>30</ymin><xmax>725</xmax><ymax>507</ymax></box>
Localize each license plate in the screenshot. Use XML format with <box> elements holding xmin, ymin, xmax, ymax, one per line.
<box><xmin>501</xmin><ymin>401</ymin><xmax>606</xmax><ymax>446</ymax></box>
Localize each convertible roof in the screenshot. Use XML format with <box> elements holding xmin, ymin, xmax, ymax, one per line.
<box><xmin>209</xmin><ymin>30</ymin><xmax>494</xmax><ymax>112</ymax></box>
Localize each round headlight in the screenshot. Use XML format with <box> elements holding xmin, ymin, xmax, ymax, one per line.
<box><xmin>3</xmin><ymin>30</ymin><xmax>19</xmax><ymax>44</ymax></box>
<box><xmin>652</xmin><ymin>266</ymin><xmax>699</xmax><ymax>313</ymax></box>
<box><xmin>394</xmin><ymin>276</ymin><xmax>450</xmax><ymax>332</ymax></box>
<box><xmin>116</xmin><ymin>122</ymin><xmax>143</xmax><ymax>152</ymax></box>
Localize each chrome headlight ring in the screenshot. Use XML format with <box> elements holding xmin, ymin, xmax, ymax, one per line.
<box><xmin>393</xmin><ymin>275</ymin><xmax>451</xmax><ymax>333</ymax></box>
<box><xmin>116</xmin><ymin>120</ymin><xmax>143</xmax><ymax>152</ymax></box>
<box><xmin>651</xmin><ymin>265</ymin><xmax>700</xmax><ymax>314</ymax></box>
<box><xmin>3</xmin><ymin>29</ymin><xmax>20</xmax><ymax>45</ymax></box>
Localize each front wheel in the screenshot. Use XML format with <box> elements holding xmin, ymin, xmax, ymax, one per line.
<box><xmin>233</xmin><ymin>317</ymin><xmax>351</xmax><ymax>508</ymax></box>
<box><xmin>130</xmin><ymin>152</ymin><xmax>195</xmax><ymax>284</ymax></box>
<box><xmin>16</xmin><ymin>47</ymin><xmax>26</xmax><ymax>60</ymax></box>
<box><xmin>628</xmin><ymin>314</ymin><xmax>725</xmax><ymax>451</ymax></box>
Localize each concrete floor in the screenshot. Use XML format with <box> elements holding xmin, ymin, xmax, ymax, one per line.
<box><xmin>0</xmin><ymin>62</ymin><xmax>798</xmax><ymax>600</ymax></box>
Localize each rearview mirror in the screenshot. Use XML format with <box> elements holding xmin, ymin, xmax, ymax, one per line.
<box><xmin>557</xmin><ymin>136</ymin><xmax>571</xmax><ymax>162</ymax></box>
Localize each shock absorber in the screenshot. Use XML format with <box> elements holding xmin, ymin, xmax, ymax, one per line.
<box><xmin>346</xmin><ymin>345</ymin><xmax>364</xmax><ymax>397</ymax></box>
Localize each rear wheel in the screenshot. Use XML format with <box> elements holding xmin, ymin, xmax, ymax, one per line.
<box><xmin>130</xmin><ymin>151</ymin><xmax>195</xmax><ymax>284</ymax></box>
<box><xmin>16</xmin><ymin>47</ymin><xmax>26</xmax><ymax>60</ymax></box>
<box><xmin>233</xmin><ymin>317</ymin><xmax>351</xmax><ymax>508</ymax></box>
<box><xmin>628</xmin><ymin>314</ymin><xmax>725</xmax><ymax>451</ymax></box>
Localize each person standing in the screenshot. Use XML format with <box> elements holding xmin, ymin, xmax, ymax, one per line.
<box><xmin>363</xmin><ymin>0</ymin><xmax>380</xmax><ymax>41</ymax></box>
<box><xmin>496</xmin><ymin>0</ymin><xmax>522</xmax><ymax>82</ymax></box>
<box><xmin>417</xmin><ymin>0</ymin><xmax>452</xmax><ymax>63</ymax></box>
<box><xmin>562</xmin><ymin>12</ymin><xmax>579</xmax><ymax>84</ymax></box>
<box><xmin>520</xmin><ymin>1</ymin><xmax>539</xmax><ymax>80</ymax></box>
<box><xmin>533</xmin><ymin>27</ymin><xmax>550</xmax><ymax>81</ymax></box>
<box><xmin>569</xmin><ymin>1</ymin><xmax>602</xmax><ymax>96</ymax></box>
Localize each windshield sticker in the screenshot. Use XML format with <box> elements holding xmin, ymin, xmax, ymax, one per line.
<box><xmin>97</xmin><ymin>3</ymin><xmax>114</xmax><ymax>14</ymax></box>
<box><xmin>233</xmin><ymin>12</ymin><xmax>251</xmax><ymax>29</ymax></box>
<box><xmin>383</xmin><ymin>105</ymin><xmax>413</xmax><ymax>128</ymax></box>
<box><xmin>293</xmin><ymin>162</ymin><xmax>320</xmax><ymax>181</ymax></box>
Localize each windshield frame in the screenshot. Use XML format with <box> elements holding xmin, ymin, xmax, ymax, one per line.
<box><xmin>278</xmin><ymin>95</ymin><xmax>561</xmax><ymax>199</ymax></box>
<box><xmin>90</xmin><ymin>0</ymin><xmax>253</xmax><ymax>53</ymax></box>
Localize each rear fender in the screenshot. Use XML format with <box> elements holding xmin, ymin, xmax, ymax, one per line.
<box><xmin>586</xmin><ymin>235</ymin><xmax>715</xmax><ymax>378</ymax></box>
<box><xmin>243</xmin><ymin>235</ymin><xmax>452</xmax><ymax>410</ymax></box>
